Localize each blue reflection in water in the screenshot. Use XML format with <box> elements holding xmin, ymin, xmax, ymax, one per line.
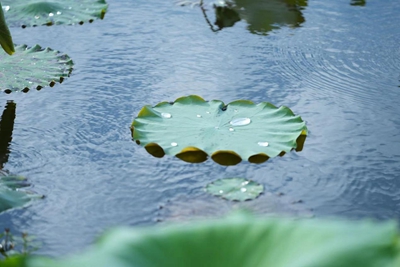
<box><xmin>0</xmin><ymin>0</ymin><xmax>399</xmax><ymax>257</ymax></box>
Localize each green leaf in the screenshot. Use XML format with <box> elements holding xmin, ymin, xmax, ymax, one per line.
<box><xmin>205</xmin><ymin>178</ymin><xmax>263</xmax><ymax>201</ymax></box>
<box><xmin>22</xmin><ymin>215</ymin><xmax>400</xmax><ymax>267</ymax></box>
<box><xmin>132</xmin><ymin>95</ymin><xmax>307</xmax><ymax>166</ymax></box>
<box><xmin>0</xmin><ymin>44</ymin><xmax>73</xmax><ymax>93</ymax></box>
<box><xmin>0</xmin><ymin>2</ymin><xmax>15</xmax><ymax>55</ymax></box>
<box><xmin>0</xmin><ymin>171</ymin><xmax>43</xmax><ymax>214</ymax></box>
<box><xmin>1</xmin><ymin>0</ymin><xmax>108</xmax><ymax>28</ymax></box>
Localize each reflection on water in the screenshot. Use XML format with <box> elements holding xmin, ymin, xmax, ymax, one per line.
<box><xmin>0</xmin><ymin>101</ymin><xmax>15</xmax><ymax>170</ymax></box>
<box><xmin>201</xmin><ymin>0</ymin><xmax>307</xmax><ymax>34</ymax></box>
<box><xmin>350</xmin><ymin>0</ymin><xmax>366</xmax><ymax>6</ymax></box>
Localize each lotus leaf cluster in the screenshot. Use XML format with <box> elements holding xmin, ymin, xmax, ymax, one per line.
<box><xmin>131</xmin><ymin>95</ymin><xmax>307</xmax><ymax>165</ymax></box>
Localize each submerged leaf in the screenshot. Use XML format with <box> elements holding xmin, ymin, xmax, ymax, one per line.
<box><xmin>0</xmin><ymin>44</ymin><xmax>73</xmax><ymax>93</ymax></box>
<box><xmin>0</xmin><ymin>2</ymin><xmax>15</xmax><ymax>55</ymax></box>
<box><xmin>0</xmin><ymin>171</ymin><xmax>42</xmax><ymax>214</ymax></box>
<box><xmin>132</xmin><ymin>95</ymin><xmax>307</xmax><ymax>165</ymax></box>
<box><xmin>206</xmin><ymin>178</ymin><xmax>263</xmax><ymax>201</ymax></box>
<box><xmin>21</xmin><ymin>215</ymin><xmax>400</xmax><ymax>267</ymax></box>
<box><xmin>2</xmin><ymin>0</ymin><xmax>108</xmax><ymax>28</ymax></box>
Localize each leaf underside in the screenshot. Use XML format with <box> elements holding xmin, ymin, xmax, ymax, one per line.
<box><xmin>131</xmin><ymin>95</ymin><xmax>307</xmax><ymax>166</ymax></box>
<box><xmin>2</xmin><ymin>0</ymin><xmax>108</xmax><ymax>28</ymax></box>
<box><xmin>0</xmin><ymin>44</ymin><xmax>74</xmax><ymax>93</ymax></box>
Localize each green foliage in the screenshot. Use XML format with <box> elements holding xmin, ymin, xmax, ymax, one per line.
<box><xmin>0</xmin><ymin>44</ymin><xmax>73</xmax><ymax>93</ymax></box>
<box><xmin>205</xmin><ymin>177</ymin><xmax>263</xmax><ymax>201</ymax></box>
<box><xmin>0</xmin><ymin>171</ymin><xmax>43</xmax><ymax>214</ymax></box>
<box><xmin>3</xmin><ymin>214</ymin><xmax>400</xmax><ymax>267</ymax></box>
<box><xmin>0</xmin><ymin>2</ymin><xmax>15</xmax><ymax>55</ymax></box>
<box><xmin>1</xmin><ymin>0</ymin><xmax>108</xmax><ymax>27</ymax></box>
<box><xmin>132</xmin><ymin>95</ymin><xmax>307</xmax><ymax>165</ymax></box>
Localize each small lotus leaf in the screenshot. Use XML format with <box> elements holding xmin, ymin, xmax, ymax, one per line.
<box><xmin>0</xmin><ymin>172</ymin><xmax>41</xmax><ymax>214</ymax></box>
<box><xmin>131</xmin><ymin>95</ymin><xmax>307</xmax><ymax>165</ymax></box>
<box><xmin>0</xmin><ymin>3</ymin><xmax>14</xmax><ymax>55</ymax></box>
<box><xmin>206</xmin><ymin>178</ymin><xmax>263</xmax><ymax>201</ymax></box>
<box><xmin>2</xmin><ymin>0</ymin><xmax>108</xmax><ymax>28</ymax></box>
<box><xmin>0</xmin><ymin>44</ymin><xmax>73</xmax><ymax>93</ymax></box>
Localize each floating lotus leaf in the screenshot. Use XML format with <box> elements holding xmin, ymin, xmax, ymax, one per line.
<box><xmin>131</xmin><ymin>95</ymin><xmax>307</xmax><ymax>165</ymax></box>
<box><xmin>206</xmin><ymin>178</ymin><xmax>263</xmax><ymax>201</ymax></box>
<box><xmin>0</xmin><ymin>2</ymin><xmax>14</xmax><ymax>55</ymax></box>
<box><xmin>1</xmin><ymin>0</ymin><xmax>108</xmax><ymax>28</ymax></box>
<box><xmin>0</xmin><ymin>171</ymin><xmax>42</xmax><ymax>214</ymax></box>
<box><xmin>15</xmin><ymin>214</ymin><xmax>400</xmax><ymax>267</ymax></box>
<box><xmin>0</xmin><ymin>44</ymin><xmax>73</xmax><ymax>93</ymax></box>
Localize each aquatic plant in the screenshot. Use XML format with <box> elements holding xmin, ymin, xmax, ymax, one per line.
<box><xmin>131</xmin><ymin>95</ymin><xmax>307</xmax><ymax>166</ymax></box>
<box><xmin>1</xmin><ymin>0</ymin><xmax>108</xmax><ymax>27</ymax></box>
<box><xmin>3</xmin><ymin>214</ymin><xmax>400</xmax><ymax>266</ymax></box>
<box><xmin>205</xmin><ymin>177</ymin><xmax>264</xmax><ymax>201</ymax></box>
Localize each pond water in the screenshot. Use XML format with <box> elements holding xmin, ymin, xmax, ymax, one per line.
<box><xmin>1</xmin><ymin>0</ymin><xmax>400</xmax><ymax>257</ymax></box>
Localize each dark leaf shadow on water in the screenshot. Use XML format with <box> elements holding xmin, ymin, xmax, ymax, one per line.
<box><xmin>0</xmin><ymin>101</ymin><xmax>16</xmax><ymax>170</ymax></box>
<box><xmin>350</xmin><ymin>0</ymin><xmax>366</xmax><ymax>6</ymax></box>
<box><xmin>198</xmin><ymin>0</ymin><xmax>307</xmax><ymax>34</ymax></box>
<box><xmin>0</xmin><ymin>101</ymin><xmax>44</xmax><ymax>215</ymax></box>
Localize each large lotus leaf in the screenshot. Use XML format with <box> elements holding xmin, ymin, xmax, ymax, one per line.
<box><xmin>131</xmin><ymin>95</ymin><xmax>307</xmax><ymax>165</ymax></box>
<box><xmin>0</xmin><ymin>3</ymin><xmax>14</xmax><ymax>55</ymax></box>
<box><xmin>1</xmin><ymin>0</ymin><xmax>108</xmax><ymax>28</ymax></box>
<box><xmin>16</xmin><ymin>214</ymin><xmax>400</xmax><ymax>267</ymax></box>
<box><xmin>0</xmin><ymin>44</ymin><xmax>73</xmax><ymax>93</ymax></box>
<box><xmin>205</xmin><ymin>178</ymin><xmax>264</xmax><ymax>201</ymax></box>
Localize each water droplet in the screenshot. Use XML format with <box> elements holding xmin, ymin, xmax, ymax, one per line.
<box><xmin>196</xmin><ymin>114</ymin><xmax>202</xmax><ymax>118</ymax></box>
<box><xmin>241</xmin><ymin>181</ymin><xmax>249</xmax><ymax>186</ymax></box>
<box><xmin>56</xmin><ymin>11</ymin><xmax>62</xmax><ymax>15</ymax></box>
<box><xmin>171</xmin><ymin>142</ymin><xmax>178</xmax><ymax>146</ymax></box>
<box><xmin>257</xmin><ymin>141</ymin><xmax>269</xmax><ymax>147</ymax></box>
<box><xmin>219</xmin><ymin>190</ymin><xmax>224</xmax><ymax>194</ymax></box>
<box><xmin>49</xmin><ymin>13</ymin><xmax>54</xmax><ymax>17</ymax></box>
<box><xmin>4</xmin><ymin>6</ymin><xmax>10</xmax><ymax>11</ymax></box>
<box><xmin>206</xmin><ymin>111</ymin><xmax>210</xmax><ymax>114</ymax></box>
<box><xmin>230</xmin><ymin>118</ymin><xmax>251</xmax><ymax>126</ymax></box>
<box><xmin>240</xmin><ymin>188</ymin><xmax>247</xmax><ymax>192</ymax></box>
<box><xmin>34</xmin><ymin>16</ymin><xmax>40</xmax><ymax>19</ymax></box>
<box><xmin>229</xmin><ymin>128</ymin><xmax>234</xmax><ymax>132</ymax></box>
<box><xmin>161</xmin><ymin>112</ymin><xmax>172</xmax><ymax>118</ymax></box>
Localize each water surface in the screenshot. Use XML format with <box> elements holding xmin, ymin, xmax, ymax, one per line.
<box><xmin>1</xmin><ymin>0</ymin><xmax>400</xmax><ymax>257</ymax></box>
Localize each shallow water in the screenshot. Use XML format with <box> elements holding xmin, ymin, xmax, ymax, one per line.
<box><xmin>1</xmin><ymin>0</ymin><xmax>400</xmax><ymax>257</ymax></box>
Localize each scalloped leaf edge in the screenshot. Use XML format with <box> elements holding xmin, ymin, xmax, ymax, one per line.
<box><xmin>132</xmin><ymin>95</ymin><xmax>307</xmax><ymax>166</ymax></box>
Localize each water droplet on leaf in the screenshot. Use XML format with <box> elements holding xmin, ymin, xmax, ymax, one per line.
<box><xmin>229</xmin><ymin>128</ymin><xmax>234</xmax><ymax>132</ymax></box>
<box><xmin>196</xmin><ymin>114</ymin><xmax>202</xmax><ymax>118</ymax></box>
<box><xmin>219</xmin><ymin>190</ymin><xmax>223</xmax><ymax>194</ymax></box>
<box><xmin>240</xmin><ymin>188</ymin><xmax>247</xmax><ymax>192</ymax></box>
<box><xmin>257</xmin><ymin>141</ymin><xmax>269</xmax><ymax>147</ymax></box>
<box><xmin>171</xmin><ymin>142</ymin><xmax>178</xmax><ymax>146</ymax></box>
<box><xmin>230</xmin><ymin>118</ymin><xmax>251</xmax><ymax>126</ymax></box>
<box><xmin>161</xmin><ymin>112</ymin><xmax>172</xmax><ymax>119</ymax></box>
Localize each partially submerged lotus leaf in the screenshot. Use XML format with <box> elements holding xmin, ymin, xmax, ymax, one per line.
<box><xmin>206</xmin><ymin>178</ymin><xmax>264</xmax><ymax>201</ymax></box>
<box><xmin>0</xmin><ymin>44</ymin><xmax>73</xmax><ymax>93</ymax></box>
<box><xmin>0</xmin><ymin>170</ymin><xmax>43</xmax><ymax>214</ymax></box>
<box><xmin>0</xmin><ymin>2</ymin><xmax>14</xmax><ymax>55</ymax></box>
<box><xmin>131</xmin><ymin>95</ymin><xmax>307</xmax><ymax>165</ymax></box>
<box><xmin>1</xmin><ymin>0</ymin><xmax>108</xmax><ymax>28</ymax></box>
